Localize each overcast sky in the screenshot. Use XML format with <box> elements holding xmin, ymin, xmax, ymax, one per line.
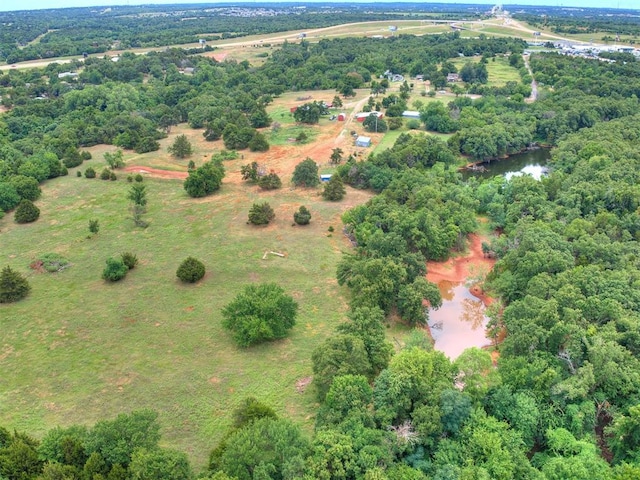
<box><xmin>2</xmin><ymin>1</ymin><xmax>638</xmax><ymax>13</ymax></box>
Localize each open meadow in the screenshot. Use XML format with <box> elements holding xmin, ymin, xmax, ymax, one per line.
<box><xmin>0</xmin><ymin>126</ymin><xmax>374</xmax><ymax>467</ymax></box>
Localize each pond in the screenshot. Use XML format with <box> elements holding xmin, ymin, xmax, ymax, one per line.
<box><xmin>428</xmin><ymin>280</ymin><xmax>491</xmax><ymax>360</ymax></box>
<box><xmin>462</xmin><ymin>148</ymin><xmax>551</xmax><ymax>181</ymax></box>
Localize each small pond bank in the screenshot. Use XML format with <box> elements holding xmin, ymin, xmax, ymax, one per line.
<box><xmin>461</xmin><ymin>148</ymin><xmax>551</xmax><ymax>181</ymax></box>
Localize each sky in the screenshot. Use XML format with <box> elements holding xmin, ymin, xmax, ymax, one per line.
<box><xmin>2</xmin><ymin>0</ymin><xmax>638</xmax><ymax>13</ymax></box>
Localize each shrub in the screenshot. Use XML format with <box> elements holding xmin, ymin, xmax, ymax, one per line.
<box><xmin>292</xmin><ymin>158</ymin><xmax>319</xmax><ymax>187</ymax></box>
<box><xmin>258</xmin><ymin>173</ymin><xmax>282</xmax><ymax>190</ymax></box>
<box><xmin>14</xmin><ymin>199</ymin><xmax>40</xmax><ymax>223</ymax></box>
<box><xmin>248</xmin><ymin>202</ymin><xmax>275</xmax><ymax>225</ymax></box>
<box><xmin>222</xmin><ymin>283</ymin><xmax>298</xmax><ymax>347</ymax></box>
<box><xmin>293</xmin><ymin>206</ymin><xmax>311</xmax><ymax>225</ymax></box>
<box><xmin>134</xmin><ymin>174</ymin><xmax>144</xmax><ymax>182</ymax></box>
<box><xmin>407</xmin><ymin>119</ymin><xmax>421</xmax><ymax>130</ymax></box>
<box><xmin>100</xmin><ymin>168</ymin><xmax>112</xmax><ymax>180</ymax></box>
<box><xmin>88</xmin><ymin>219</ymin><xmax>99</xmax><ymax>235</ymax></box>
<box><xmin>77</xmin><ymin>171</ymin><xmax>82</xmax><ymax>178</ymax></box>
<box><xmin>127</xmin><ymin>174</ymin><xmax>133</xmax><ymax>183</ymax></box>
<box><xmin>31</xmin><ymin>253</ymin><xmax>70</xmax><ymax>273</ymax></box>
<box><xmin>248</xmin><ymin>132</ymin><xmax>269</xmax><ymax>152</ymax></box>
<box><xmin>176</xmin><ymin>257</ymin><xmax>205</xmax><ymax>283</ymax></box>
<box><xmin>168</xmin><ymin>134</ymin><xmax>193</xmax><ymax>158</ymax></box>
<box><xmin>183</xmin><ymin>160</ymin><xmax>225</xmax><ymax>198</ymax></box>
<box><xmin>85</xmin><ymin>167</ymin><xmax>96</xmax><ymax>178</ymax></box>
<box><xmin>121</xmin><ymin>252</ymin><xmax>138</xmax><ymax>270</ymax></box>
<box><xmin>80</xmin><ymin>151</ymin><xmax>92</xmax><ymax>161</ymax></box>
<box><xmin>110</xmin><ymin>172</ymin><xmax>117</xmax><ymax>181</ymax></box>
<box><xmin>102</xmin><ymin>257</ymin><xmax>128</xmax><ymax>282</ymax></box>
<box><xmin>322</xmin><ymin>174</ymin><xmax>346</xmax><ymax>201</ymax></box>
<box><xmin>0</xmin><ymin>265</ymin><xmax>31</xmax><ymax>303</ymax></box>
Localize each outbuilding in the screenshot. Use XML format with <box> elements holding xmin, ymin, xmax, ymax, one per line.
<box><xmin>355</xmin><ymin>136</ymin><xmax>372</xmax><ymax>148</ymax></box>
<box><xmin>337</xmin><ymin>112</ymin><xmax>347</xmax><ymax>121</ymax></box>
<box><xmin>402</xmin><ymin>110</ymin><xmax>421</xmax><ymax>119</ymax></box>
<box><xmin>320</xmin><ymin>174</ymin><xmax>332</xmax><ymax>182</ymax></box>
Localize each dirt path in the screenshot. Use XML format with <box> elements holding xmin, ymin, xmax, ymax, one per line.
<box><xmin>523</xmin><ymin>54</ymin><xmax>538</xmax><ymax>104</ymax></box>
<box><xmin>122</xmin><ymin>166</ymin><xmax>188</xmax><ymax>179</ymax></box>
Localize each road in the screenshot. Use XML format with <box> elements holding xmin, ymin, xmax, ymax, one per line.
<box><xmin>522</xmin><ymin>54</ymin><xmax>538</xmax><ymax>103</ymax></box>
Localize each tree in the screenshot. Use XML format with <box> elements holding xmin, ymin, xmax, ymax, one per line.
<box><xmin>0</xmin><ymin>265</ymin><xmax>31</xmax><ymax>303</ymax></box>
<box><xmin>176</xmin><ymin>257</ymin><xmax>205</xmax><ymax>283</ymax></box>
<box><xmin>14</xmin><ymin>199</ymin><xmax>40</xmax><ymax>223</ymax></box>
<box><xmin>312</xmin><ymin>334</ymin><xmax>372</xmax><ymax>401</ymax></box>
<box><xmin>322</xmin><ymin>174</ymin><xmax>346</xmax><ymax>201</ymax></box>
<box><xmin>88</xmin><ymin>219</ymin><xmax>100</xmax><ymax>236</ymax></box>
<box><xmin>292</xmin><ymin>158</ymin><xmax>319</xmax><ymax>187</ymax></box>
<box><xmin>222</xmin><ymin>283</ymin><xmax>298</xmax><ymax>347</ymax></box>
<box><xmin>363</xmin><ymin>114</ymin><xmax>387</xmax><ymax>133</ymax></box>
<box><xmin>129</xmin><ymin>448</ymin><xmax>192</xmax><ymax>480</ymax></box>
<box><xmin>168</xmin><ymin>134</ymin><xmax>193</xmax><ymax>158</ymax></box>
<box><xmin>248</xmin><ymin>202</ymin><xmax>275</xmax><ymax>225</ymax></box>
<box><xmin>248</xmin><ymin>132</ymin><xmax>269</xmax><ymax>152</ymax></box>
<box><xmin>240</xmin><ymin>162</ymin><xmax>259</xmax><ymax>183</ymax></box>
<box><xmin>293</xmin><ymin>101</ymin><xmax>328</xmax><ymax>124</ymax></box>
<box><xmin>84</xmin><ymin>167</ymin><xmax>96</xmax><ymax>178</ymax></box>
<box><xmin>330</xmin><ymin>148</ymin><xmax>344</xmax><ymax>165</ymax></box>
<box><xmin>332</xmin><ymin>95</ymin><xmax>343</xmax><ymax>108</ymax></box>
<box><xmin>102</xmin><ymin>257</ymin><xmax>128</xmax><ymax>282</ymax></box>
<box><xmin>104</xmin><ymin>150</ymin><xmax>124</xmax><ymax>169</ymax></box>
<box><xmin>184</xmin><ymin>160</ymin><xmax>225</xmax><ymax>198</ymax></box>
<box><xmin>294</xmin><ymin>206</ymin><xmax>311</xmax><ymax>225</ymax></box>
<box><xmin>258</xmin><ymin>172</ymin><xmax>281</xmax><ymax>190</ymax></box>
<box><xmin>9</xmin><ymin>175</ymin><xmax>41</xmax><ymax>201</ymax></box>
<box><xmin>0</xmin><ymin>182</ymin><xmax>20</xmax><ymax>212</ymax></box>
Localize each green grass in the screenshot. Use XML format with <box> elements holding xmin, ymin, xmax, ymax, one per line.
<box><xmin>268</xmin><ymin>124</ymin><xmax>319</xmax><ymax>146</ymax></box>
<box><xmin>485</xmin><ymin>57</ymin><xmax>521</xmax><ymax>87</ymax></box>
<box><xmin>374</xmin><ymin>130</ymin><xmax>404</xmax><ymax>154</ymax></box>
<box><xmin>0</xmin><ymin>164</ymin><xmax>360</xmax><ymax>469</ymax></box>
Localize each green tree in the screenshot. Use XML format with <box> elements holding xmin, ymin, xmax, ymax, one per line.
<box><xmin>9</xmin><ymin>175</ymin><xmax>41</xmax><ymax>201</ymax></box>
<box><xmin>14</xmin><ymin>199</ymin><xmax>40</xmax><ymax>223</ymax></box>
<box><xmin>363</xmin><ymin>114</ymin><xmax>387</xmax><ymax>133</ymax></box>
<box><xmin>248</xmin><ymin>202</ymin><xmax>275</xmax><ymax>225</ymax></box>
<box><xmin>293</xmin><ymin>101</ymin><xmax>328</xmax><ymax>124</ymax></box>
<box><xmin>222</xmin><ymin>283</ymin><xmax>298</xmax><ymax>347</ymax></box>
<box><xmin>316</xmin><ymin>375</ymin><xmax>373</xmax><ymax>428</ymax></box>
<box><xmin>258</xmin><ymin>172</ymin><xmax>281</xmax><ymax>190</ymax></box>
<box><xmin>104</xmin><ymin>150</ymin><xmax>125</xmax><ymax>169</ymax></box>
<box><xmin>607</xmin><ymin>404</ymin><xmax>640</xmax><ymax>464</ymax></box>
<box><xmin>0</xmin><ymin>182</ymin><xmax>20</xmax><ymax>211</ymax></box>
<box><xmin>332</xmin><ymin>96</ymin><xmax>343</xmax><ymax>108</ymax></box>
<box><xmin>322</xmin><ymin>174</ymin><xmax>346</xmax><ymax>201</ymax></box>
<box><xmin>218</xmin><ymin>417</ymin><xmax>309</xmax><ymax>480</ymax></box>
<box><xmin>127</xmin><ymin>184</ymin><xmax>147</xmax><ymax>207</ymax></box>
<box><xmin>0</xmin><ymin>265</ymin><xmax>31</xmax><ymax>303</ymax></box>
<box><xmin>294</xmin><ymin>205</ymin><xmax>311</xmax><ymax>225</ymax></box>
<box><xmin>292</xmin><ymin>158</ymin><xmax>319</xmax><ymax>187</ymax></box>
<box><xmin>176</xmin><ymin>257</ymin><xmax>205</xmax><ymax>283</ymax></box>
<box><xmin>102</xmin><ymin>257</ymin><xmax>128</xmax><ymax>282</ymax></box>
<box><xmin>84</xmin><ymin>167</ymin><xmax>96</xmax><ymax>178</ymax></box>
<box><xmin>168</xmin><ymin>134</ymin><xmax>193</xmax><ymax>158</ymax></box>
<box><xmin>240</xmin><ymin>162</ymin><xmax>259</xmax><ymax>183</ymax></box>
<box><xmin>248</xmin><ymin>132</ymin><xmax>269</xmax><ymax>152</ymax></box>
<box><xmin>84</xmin><ymin>410</ymin><xmax>161</xmax><ymax>468</ymax></box>
<box><xmin>184</xmin><ymin>160</ymin><xmax>225</xmax><ymax>198</ymax></box>
<box><xmin>129</xmin><ymin>448</ymin><xmax>193</xmax><ymax>480</ymax></box>
<box><xmin>88</xmin><ymin>219</ymin><xmax>100</xmax><ymax>235</ymax></box>
<box><xmin>312</xmin><ymin>334</ymin><xmax>372</xmax><ymax>401</ymax></box>
<box><xmin>330</xmin><ymin>148</ymin><xmax>344</xmax><ymax>164</ymax></box>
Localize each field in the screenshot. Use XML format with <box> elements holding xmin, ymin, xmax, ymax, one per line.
<box><xmin>0</xmin><ymin>120</ymin><xmax>375</xmax><ymax>467</ymax></box>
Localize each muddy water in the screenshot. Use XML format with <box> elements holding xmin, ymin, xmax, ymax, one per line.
<box><xmin>428</xmin><ymin>280</ymin><xmax>490</xmax><ymax>360</ymax></box>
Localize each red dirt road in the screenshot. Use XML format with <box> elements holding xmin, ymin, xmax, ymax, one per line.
<box><xmin>122</xmin><ymin>166</ymin><xmax>188</xmax><ymax>179</ymax></box>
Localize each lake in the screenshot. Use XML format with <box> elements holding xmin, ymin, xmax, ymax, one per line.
<box><xmin>462</xmin><ymin>148</ymin><xmax>551</xmax><ymax>181</ymax></box>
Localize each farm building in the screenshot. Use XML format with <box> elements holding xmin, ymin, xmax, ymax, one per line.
<box><xmin>337</xmin><ymin>113</ymin><xmax>347</xmax><ymax>121</ymax></box>
<box><xmin>355</xmin><ymin>111</ymin><xmax>384</xmax><ymax>122</ymax></box>
<box><xmin>320</xmin><ymin>174</ymin><xmax>332</xmax><ymax>182</ymax></box>
<box><xmin>447</xmin><ymin>73</ymin><xmax>460</xmax><ymax>82</ymax></box>
<box><xmin>402</xmin><ymin>111</ymin><xmax>421</xmax><ymax>119</ymax></box>
<box><xmin>355</xmin><ymin>136</ymin><xmax>372</xmax><ymax>148</ymax></box>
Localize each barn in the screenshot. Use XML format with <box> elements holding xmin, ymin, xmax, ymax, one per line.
<box><xmin>402</xmin><ymin>111</ymin><xmax>421</xmax><ymax>119</ymax></box>
<box><xmin>337</xmin><ymin>112</ymin><xmax>346</xmax><ymax>121</ymax></box>
<box><xmin>355</xmin><ymin>111</ymin><xmax>383</xmax><ymax>123</ymax></box>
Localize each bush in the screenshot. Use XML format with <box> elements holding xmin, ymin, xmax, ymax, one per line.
<box><xmin>0</xmin><ymin>182</ymin><xmax>21</xmax><ymax>212</ymax></box>
<box><xmin>258</xmin><ymin>173</ymin><xmax>281</xmax><ymax>190</ymax></box>
<box><xmin>406</xmin><ymin>119</ymin><xmax>421</xmax><ymax>130</ymax></box>
<box><xmin>31</xmin><ymin>253</ymin><xmax>70</xmax><ymax>273</ymax></box>
<box><xmin>292</xmin><ymin>158</ymin><xmax>319</xmax><ymax>187</ymax></box>
<box><xmin>183</xmin><ymin>160</ymin><xmax>225</xmax><ymax>198</ymax></box>
<box><xmin>100</xmin><ymin>168</ymin><xmax>112</xmax><ymax>180</ymax></box>
<box><xmin>322</xmin><ymin>174</ymin><xmax>346</xmax><ymax>201</ymax></box>
<box><xmin>248</xmin><ymin>202</ymin><xmax>275</xmax><ymax>225</ymax></box>
<box><xmin>102</xmin><ymin>258</ymin><xmax>128</xmax><ymax>282</ymax></box>
<box><xmin>127</xmin><ymin>174</ymin><xmax>133</xmax><ymax>183</ymax></box>
<box><xmin>14</xmin><ymin>199</ymin><xmax>40</xmax><ymax>223</ymax></box>
<box><xmin>222</xmin><ymin>283</ymin><xmax>298</xmax><ymax>347</ymax></box>
<box><xmin>85</xmin><ymin>167</ymin><xmax>96</xmax><ymax>179</ymax></box>
<box><xmin>88</xmin><ymin>219</ymin><xmax>99</xmax><ymax>235</ymax></box>
<box><xmin>0</xmin><ymin>265</ymin><xmax>31</xmax><ymax>303</ymax></box>
<box><xmin>168</xmin><ymin>134</ymin><xmax>193</xmax><ymax>158</ymax></box>
<box><xmin>135</xmin><ymin>174</ymin><xmax>144</xmax><ymax>182</ymax></box>
<box><xmin>176</xmin><ymin>257</ymin><xmax>205</xmax><ymax>283</ymax></box>
<box><xmin>121</xmin><ymin>252</ymin><xmax>138</xmax><ymax>270</ymax></box>
<box><xmin>110</xmin><ymin>172</ymin><xmax>117</xmax><ymax>181</ymax></box>
<box><xmin>10</xmin><ymin>175</ymin><xmax>41</xmax><ymax>201</ymax></box>
<box><xmin>77</xmin><ymin>171</ymin><xmax>82</xmax><ymax>178</ymax></box>
<box><xmin>293</xmin><ymin>206</ymin><xmax>311</xmax><ymax>225</ymax></box>
<box><xmin>80</xmin><ymin>151</ymin><xmax>92</xmax><ymax>161</ymax></box>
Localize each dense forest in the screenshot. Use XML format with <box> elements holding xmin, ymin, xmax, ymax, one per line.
<box><xmin>2</xmin><ymin>3</ymin><xmax>640</xmax><ymax>478</ymax></box>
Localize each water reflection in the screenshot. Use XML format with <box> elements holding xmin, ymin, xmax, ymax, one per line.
<box><xmin>462</xmin><ymin>148</ymin><xmax>551</xmax><ymax>181</ymax></box>
<box><xmin>428</xmin><ymin>281</ymin><xmax>490</xmax><ymax>360</ymax></box>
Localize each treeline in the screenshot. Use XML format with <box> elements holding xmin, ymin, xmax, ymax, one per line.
<box><xmin>513</xmin><ymin>12</ymin><xmax>640</xmax><ymax>36</ymax></box>
<box><xmin>0</xmin><ymin>4</ymin><xmax>476</xmax><ymax>64</ymax></box>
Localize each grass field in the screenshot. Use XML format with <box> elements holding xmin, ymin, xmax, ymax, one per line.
<box><xmin>0</xmin><ymin>148</ymin><xmax>373</xmax><ymax>468</ymax></box>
